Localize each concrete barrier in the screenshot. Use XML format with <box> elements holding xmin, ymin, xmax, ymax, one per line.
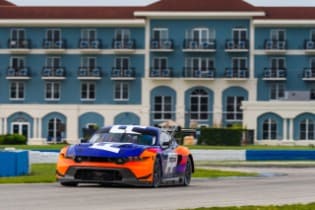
<box><xmin>246</xmin><ymin>150</ymin><xmax>315</xmax><ymax>161</ymax></box>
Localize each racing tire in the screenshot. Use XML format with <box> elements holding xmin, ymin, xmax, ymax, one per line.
<box><xmin>152</xmin><ymin>157</ymin><xmax>162</xmax><ymax>188</ymax></box>
<box><xmin>60</xmin><ymin>182</ymin><xmax>78</xmax><ymax>187</ymax></box>
<box><xmin>183</xmin><ymin>158</ymin><xmax>192</xmax><ymax>186</ymax></box>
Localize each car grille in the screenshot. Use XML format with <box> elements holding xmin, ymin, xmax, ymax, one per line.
<box><xmin>74</xmin><ymin>169</ymin><xmax>123</xmax><ymax>181</ymax></box>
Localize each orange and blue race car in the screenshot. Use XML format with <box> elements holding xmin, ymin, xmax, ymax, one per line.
<box><xmin>56</xmin><ymin>125</ymin><xmax>194</xmax><ymax>187</ymax></box>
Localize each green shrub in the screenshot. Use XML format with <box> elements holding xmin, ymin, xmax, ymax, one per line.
<box><xmin>0</xmin><ymin>134</ymin><xmax>27</xmax><ymax>145</ymax></box>
<box><xmin>198</xmin><ymin>128</ymin><xmax>244</xmax><ymax>146</ymax></box>
<box><xmin>0</xmin><ymin>135</ymin><xmax>4</xmax><ymax>144</ymax></box>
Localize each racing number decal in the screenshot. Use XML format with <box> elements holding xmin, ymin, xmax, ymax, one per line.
<box><xmin>165</xmin><ymin>153</ymin><xmax>178</xmax><ymax>175</ymax></box>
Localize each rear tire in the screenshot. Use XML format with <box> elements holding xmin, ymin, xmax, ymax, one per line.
<box><xmin>60</xmin><ymin>182</ymin><xmax>78</xmax><ymax>187</ymax></box>
<box><xmin>183</xmin><ymin>158</ymin><xmax>192</xmax><ymax>186</ymax></box>
<box><xmin>152</xmin><ymin>157</ymin><xmax>162</xmax><ymax>188</ymax></box>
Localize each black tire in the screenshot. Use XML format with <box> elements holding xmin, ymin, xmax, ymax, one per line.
<box><xmin>183</xmin><ymin>158</ymin><xmax>192</xmax><ymax>186</ymax></box>
<box><xmin>60</xmin><ymin>182</ymin><xmax>78</xmax><ymax>187</ymax></box>
<box><xmin>152</xmin><ymin>157</ymin><xmax>162</xmax><ymax>188</ymax></box>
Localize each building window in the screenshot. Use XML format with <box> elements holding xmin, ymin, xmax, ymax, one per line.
<box><xmin>300</xmin><ymin>119</ymin><xmax>315</xmax><ymax>140</ymax></box>
<box><xmin>226</xmin><ymin>96</ymin><xmax>244</xmax><ymax>121</ymax></box>
<box><xmin>154</xmin><ymin>96</ymin><xmax>172</xmax><ymax>120</ymax></box>
<box><xmin>262</xmin><ymin>118</ymin><xmax>277</xmax><ymax>140</ymax></box>
<box><xmin>46</xmin><ymin>29</ymin><xmax>61</xmax><ymax>41</ymax></box>
<box><xmin>271</xmin><ymin>29</ymin><xmax>286</xmax><ymax>41</ymax></box>
<box><xmin>45</xmin><ymin>82</ymin><xmax>60</xmax><ymax>101</ymax></box>
<box><xmin>271</xmin><ymin>57</ymin><xmax>286</xmax><ymax>70</ymax></box>
<box><xmin>232</xmin><ymin>28</ymin><xmax>247</xmax><ymax>41</ymax></box>
<box><xmin>153</xmin><ymin>28</ymin><xmax>168</xmax><ymax>40</ymax></box>
<box><xmin>114</xmin><ymin>81</ymin><xmax>129</xmax><ymax>101</ymax></box>
<box><xmin>232</xmin><ymin>57</ymin><xmax>247</xmax><ymax>70</ymax></box>
<box><xmin>46</xmin><ymin>56</ymin><xmax>61</xmax><ymax>68</ymax></box>
<box><xmin>153</xmin><ymin>57</ymin><xmax>168</xmax><ymax>70</ymax></box>
<box><xmin>311</xmin><ymin>88</ymin><xmax>315</xmax><ymax>100</ymax></box>
<box><xmin>310</xmin><ymin>30</ymin><xmax>315</xmax><ymax>41</ymax></box>
<box><xmin>10</xmin><ymin>56</ymin><xmax>25</xmax><ymax>69</ymax></box>
<box><xmin>115</xmin><ymin>29</ymin><xmax>130</xmax><ymax>41</ymax></box>
<box><xmin>81</xmin><ymin>56</ymin><xmax>96</xmax><ymax>69</ymax></box>
<box><xmin>270</xmin><ymin>83</ymin><xmax>285</xmax><ymax>100</ymax></box>
<box><xmin>10</xmin><ymin>81</ymin><xmax>24</xmax><ymax>100</ymax></box>
<box><xmin>81</xmin><ymin>82</ymin><xmax>95</xmax><ymax>101</ymax></box>
<box><xmin>115</xmin><ymin>57</ymin><xmax>129</xmax><ymax>69</ymax></box>
<box><xmin>190</xmin><ymin>88</ymin><xmax>208</xmax><ymax>120</ymax></box>
<box><xmin>189</xmin><ymin>28</ymin><xmax>215</xmax><ymax>41</ymax></box>
<box><xmin>81</xmin><ymin>29</ymin><xmax>96</xmax><ymax>40</ymax></box>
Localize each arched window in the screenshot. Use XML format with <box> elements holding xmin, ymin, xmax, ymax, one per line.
<box><xmin>262</xmin><ymin>118</ymin><xmax>277</xmax><ymax>139</ymax></box>
<box><xmin>48</xmin><ymin>118</ymin><xmax>64</xmax><ymax>143</ymax></box>
<box><xmin>190</xmin><ymin>88</ymin><xmax>208</xmax><ymax>120</ymax></box>
<box><xmin>300</xmin><ymin>119</ymin><xmax>315</xmax><ymax>140</ymax></box>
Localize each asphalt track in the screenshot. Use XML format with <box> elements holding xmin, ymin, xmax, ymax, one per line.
<box><xmin>1</xmin><ymin>167</ymin><xmax>315</xmax><ymax>210</ymax></box>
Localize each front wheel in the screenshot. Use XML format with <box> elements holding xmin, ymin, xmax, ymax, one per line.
<box><xmin>152</xmin><ymin>157</ymin><xmax>162</xmax><ymax>188</ymax></box>
<box><xmin>183</xmin><ymin>158</ymin><xmax>192</xmax><ymax>186</ymax></box>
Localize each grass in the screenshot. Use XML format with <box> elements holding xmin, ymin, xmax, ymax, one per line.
<box><xmin>0</xmin><ymin>144</ymin><xmax>68</xmax><ymax>151</ymax></box>
<box><xmin>0</xmin><ymin>164</ymin><xmax>255</xmax><ymax>184</ymax></box>
<box><xmin>181</xmin><ymin>203</ymin><xmax>315</xmax><ymax>210</ymax></box>
<box><xmin>193</xmin><ymin>168</ymin><xmax>257</xmax><ymax>178</ymax></box>
<box><xmin>188</xmin><ymin>145</ymin><xmax>314</xmax><ymax>150</ymax></box>
<box><xmin>0</xmin><ymin>163</ymin><xmax>56</xmax><ymax>184</ymax></box>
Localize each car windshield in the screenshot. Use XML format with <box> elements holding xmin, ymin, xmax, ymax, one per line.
<box><xmin>89</xmin><ymin>132</ymin><xmax>156</xmax><ymax>146</ymax></box>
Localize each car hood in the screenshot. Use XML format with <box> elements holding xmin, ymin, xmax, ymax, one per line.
<box><xmin>66</xmin><ymin>142</ymin><xmax>148</xmax><ymax>158</ymax></box>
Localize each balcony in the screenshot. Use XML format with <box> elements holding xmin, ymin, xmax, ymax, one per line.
<box><xmin>6</xmin><ymin>67</ymin><xmax>31</xmax><ymax>80</ymax></box>
<box><xmin>150</xmin><ymin>68</ymin><xmax>173</xmax><ymax>80</ymax></box>
<box><xmin>150</xmin><ymin>39</ymin><xmax>174</xmax><ymax>52</ymax></box>
<box><xmin>77</xmin><ymin>67</ymin><xmax>102</xmax><ymax>80</ymax></box>
<box><xmin>111</xmin><ymin>68</ymin><xmax>135</xmax><ymax>80</ymax></box>
<box><xmin>302</xmin><ymin>68</ymin><xmax>315</xmax><ymax>81</ymax></box>
<box><xmin>112</xmin><ymin>39</ymin><xmax>136</xmax><ymax>54</ymax></box>
<box><xmin>78</xmin><ymin>39</ymin><xmax>102</xmax><ymax>54</ymax></box>
<box><xmin>224</xmin><ymin>68</ymin><xmax>249</xmax><ymax>80</ymax></box>
<box><xmin>262</xmin><ymin>68</ymin><xmax>287</xmax><ymax>81</ymax></box>
<box><xmin>225</xmin><ymin>39</ymin><xmax>249</xmax><ymax>52</ymax></box>
<box><xmin>304</xmin><ymin>40</ymin><xmax>315</xmax><ymax>54</ymax></box>
<box><xmin>264</xmin><ymin>40</ymin><xmax>287</xmax><ymax>54</ymax></box>
<box><xmin>41</xmin><ymin>67</ymin><xmax>66</xmax><ymax>80</ymax></box>
<box><xmin>7</xmin><ymin>39</ymin><xmax>31</xmax><ymax>54</ymax></box>
<box><xmin>183</xmin><ymin>67</ymin><xmax>215</xmax><ymax>80</ymax></box>
<box><xmin>42</xmin><ymin>39</ymin><xmax>66</xmax><ymax>54</ymax></box>
<box><xmin>182</xmin><ymin>39</ymin><xmax>216</xmax><ymax>52</ymax></box>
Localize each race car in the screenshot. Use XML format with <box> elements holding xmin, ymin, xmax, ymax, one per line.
<box><xmin>56</xmin><ymin>125</ymin><xmax>194</xmax><ymax>187</ymax></box>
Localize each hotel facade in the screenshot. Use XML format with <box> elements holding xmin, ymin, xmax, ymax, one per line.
<box><xmin>0</xmin><ymin>0</ymin><xmax>314</xmax><ymax>145</ymax></box>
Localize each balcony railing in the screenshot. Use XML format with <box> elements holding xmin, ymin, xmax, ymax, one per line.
<box><xmin>224</xmin><ymin>68</ymin><xmax>249</xmax><ymax>78</ymax></box>
<box><xmin>111</xmin><ymin>68</ymin><xmax>135</xmax><ymax>78</ymax></box>
<box><xmin>8</xmin><ymin>39</ymin><xmax>30</xmax><ymax>49</ymax></box>
<box><xmin>303</xmin><ymin>68</ymin><xmax>315</xmax><ymax>79</ymax></box>
<box><xmin>263</xmin><ymin>68</ymin><xmax>286</xmax><ymax>80</ymax></box>
<box><xmin>150</xmin><ymin>68</ymin><xmax>173</xmax><ymax>78</ymax></box>
<box><xmin>43</xmin><ymin>39</ymin><xmax>66</xmax><ymax>49</ymax></box>
<box><xmin>183</xmin><ymin>39</ymin><xmax>216</xmax><ymax>51</ymax></box>
<box><xmin>183</xmin><ymin>67</ymin><xmax>215</xmax><ymax>78</ymax></box>
<box><xmin>78</xmin><ymin>67</ymin><xmax>101</xmax><ymax>77</ymax></box>
<box><xmin>150</xmin><ymin>39</ymin><xmax>174</xmax><ymax>50</ymax></box>
<box><xmin>225</xmin><ymin>39</ymin><xmax>248</xmax><ymax>51</ymax></box>
<box><xmin>264</xmin><ymin>40</ymin><xmax>287</xmax><ymax>50</ymax></box>
<box><xmin>42</xmin><ymin>67</ymin><xmax>66</xmax><ymax>78</ymax></box>
<box><xmin>79</xmin><ymin>39</ymin><xmax>101</xmax><ymax>49</ymax></box>
<box><xmin>304</xmin><ymin>40</ymin><xmax>315</xmax><ymax>50</ymax></box>
<box><xmin>7</xmin><ymin>67</ymin><xmax>30</xmax><ymax>77</ymax></box>
<box><xmin>112</xmin><ymin>39</ymin><xmax>136</xmax><ymax>49</ymax></box>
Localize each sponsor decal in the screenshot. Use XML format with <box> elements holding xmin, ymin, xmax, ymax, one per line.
<box><xmin>89</xmin><ymin>142</ymin><xmax>131</xmax><ymax>154</ymax></box>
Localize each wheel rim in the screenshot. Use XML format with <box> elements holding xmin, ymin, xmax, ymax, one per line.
<box><xmin>153</xmin><ymin>159</ymin><xmax>161</xmax><ymax>187</ymax></box>
<box><xmin>184</xmin><ymin>159</ymin><xmax>192</xmax><ymax>185</ymax></box>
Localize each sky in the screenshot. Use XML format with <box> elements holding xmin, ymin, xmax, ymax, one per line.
<box><xmin>9</xmin><ymin>0</ymin><xmax>315</xmax><ymax>6</ymax></box>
